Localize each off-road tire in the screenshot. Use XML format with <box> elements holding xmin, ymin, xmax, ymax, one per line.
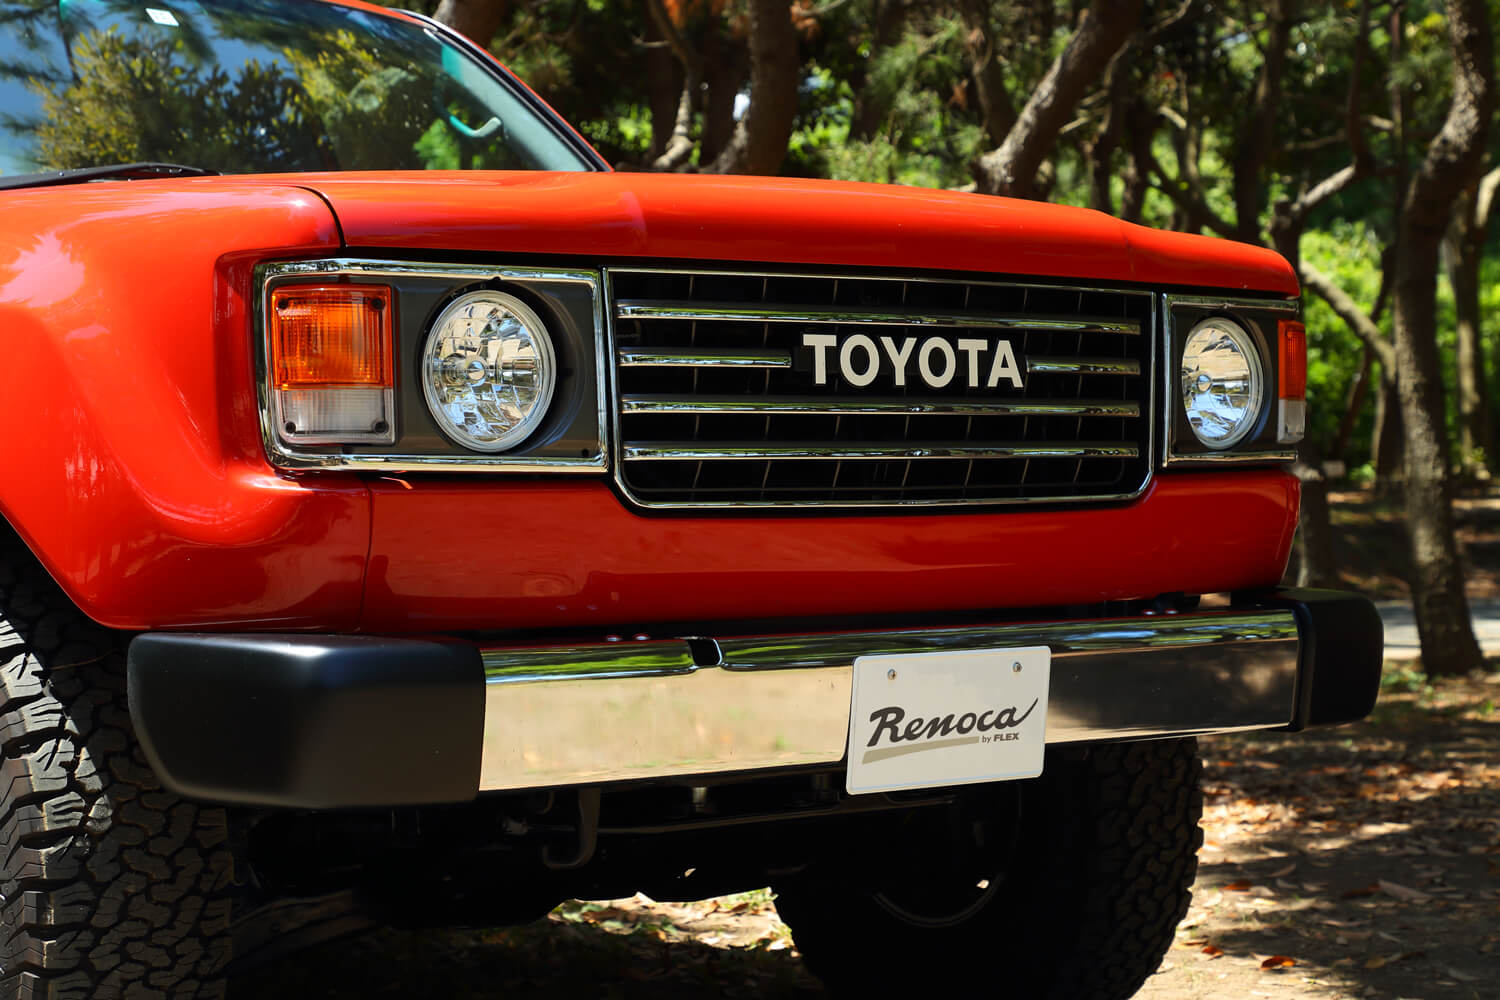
<box><xmin>0</xmin><ymin>534</ymin><xmax>234</xmax><ymax>999</ymax></box>
<box><xmin>775</xmin><ymin>738</ymin><xmax>1203</xmax><ymax>1000</ymax></box>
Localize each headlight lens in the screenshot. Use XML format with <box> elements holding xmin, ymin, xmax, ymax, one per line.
<box><xmin>422</xmin><ymin>290</ymin><xmax>557</xmax><ymax>452</ymax></box>
<box><xmin>1180</xmin><ymin>317</ymin><xmax>1264</xmax><ymax>450</ymax></box>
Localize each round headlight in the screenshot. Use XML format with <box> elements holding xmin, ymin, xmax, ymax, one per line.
<box><xmin>1180</xmin><ymin>317</ymin><xmax>1265</xmax><ymax>450</ymax></box>
<box><xmin>422</xmin><ymin>290</ymin><xmax>557</xmax><ymax>452</ymax></box>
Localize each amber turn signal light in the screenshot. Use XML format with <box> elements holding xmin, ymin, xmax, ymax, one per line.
<box><xmin>1276</xmin><ymin>319</ymin><xmax>1307</xmax><ymax>445</ymax></box>
<box><xmin>1277</xmin><ymin>319</ymin><xmax>1306</xmax><ymax>401</ymax></box>
<box><xmin>267</xmin><ymin>285</ymin><xmax>397</xmax><ymax>447</ymax></box>
<box><xmin>270</xmin><ymin>285</ymin><xmax>393</xmax><ymax>389</ymax></box>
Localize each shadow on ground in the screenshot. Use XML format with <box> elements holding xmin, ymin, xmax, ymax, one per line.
<box><xmin>236</xmin><ymin>669</ymin><xmax>1500</xmax><ymax>1000</ymax></box>
<box><xmin>233</xmin><ymin>917</ymin><xmax>826</xmax><ymax>999</ymax></box>
<box><xmin>1153</xmin><ymin>670</ymin><xmax>1500</xmax><ymax>999</ymax></box>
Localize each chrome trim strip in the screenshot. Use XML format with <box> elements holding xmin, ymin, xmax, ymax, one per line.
<box><xmin>617</xmin><ymin>348</ymin><xmax>794</xmax><ymax>368</ymax></box>
<box><xmin>255</xmin><ymin>259</ymin><xmax>611</xmax><ymax>474</ymax></box>
<box><xmin>622</xmin><ymin>442</ymin><xmax>1140</xmax><ymax>461</ymax></box>
<box><xmin>1165</xmin><ymin>450</ymin><xmax>1299</xmax><ymax>465</ymax></box>
<box><xmin>1161</xmin><ymin>292</ymin><xmax>1301</xmax><ymax>468</ymax></box>
<box><xmin>605</xmin><ymin>267</ymin><xmax>1157</xmax><ymax>510</ymax></box>
<box><xmin>1027</xmin><ymin>356</ymin><xmax>1142</xmax><ymax>376</ymax></box>
<box><xmin>621</xmin><ymin>395</ymin><xmax>1141</xmax><ymax>418</ymax></box>
<box><xmin>616</xmin><ymin>301</ymin><xmax>1140</xmax><ymax>335</ymax></box>
<box><xmin>1167</xmin><ymin>294</ymin><xmax>1301</xmax><ymax>314</ymax></box>
<box><xmin>478</xmin><ymin>610</ymin><xmax>1301</xmax><ymax>791</ymax></box>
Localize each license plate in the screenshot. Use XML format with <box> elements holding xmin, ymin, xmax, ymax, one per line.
<box><xmin>845</xmin><ymin>646</ymin><xmax>1050</xmax><ymax>795</ymax></box>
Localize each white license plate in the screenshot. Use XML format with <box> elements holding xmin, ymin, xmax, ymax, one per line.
<box><xmin>845</xmin><ymin>646</ymin><xmax>1050</xmax><ymax>795</ymax></box>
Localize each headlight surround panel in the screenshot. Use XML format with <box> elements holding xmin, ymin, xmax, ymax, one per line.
<box><xmin>1162</xmin><ymin>294</ymin><xmax>1300</xmax><ymax>465</ymax></box>
<box><xmin>256</xmin><ymin>260</ymin><xmax>607</xmax><ymax>472</ymax></box>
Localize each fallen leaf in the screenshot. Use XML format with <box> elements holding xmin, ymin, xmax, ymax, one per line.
<box><xmin>1202</xmin><ymin>945</ymin><xmax>1225</xmax><ymax>958</ymax></box>
<box><xmin>1260</xmin><ymin>955</ymin><xmax>1296</xmax><ymax>971</ymax></box>
<box><xmin>1267</xmin><ymin>862</ymin><xmax>1298</xmax><ymax>877</ymax></box>
<box><xmin>1341</xmin><ymin>883</ymin><xmax>1380</xmax><ymax>899</ymax></box>
<box><xmin>1365</xmin><ymin>956</ymin><xmax>1387</xmax><ymax>969</ymax></box>
<box><xmin>1379</xmin><ymin>879</ymin><xmax>1432</xmax><ymax>903</ymax></box>
<box><xmin>1223</xmin><ymin>880</ymin><xmax>1254</xmax><ymax>892</ymax></box>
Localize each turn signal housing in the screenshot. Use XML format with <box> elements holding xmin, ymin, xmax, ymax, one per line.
<box><xmin>268</xmin><ymin>285</ymin><xmax>396</xmax><ymax>445</ymax></box>
<box><xmin>1277</xmin><ymin>319</ymin><xmax>1307</xmax><ymax>444</ymax></box>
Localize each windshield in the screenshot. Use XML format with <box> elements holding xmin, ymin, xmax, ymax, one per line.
<box><xmin>0</xmin><ymin>0</ymin><xmax>595</xmax><ymax>178</ymax></box>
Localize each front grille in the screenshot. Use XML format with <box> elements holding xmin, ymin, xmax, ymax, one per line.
<box><xmin>609</xmin><ymin>269</ymin><xmax>1153</xmax><ymax>508</ymax></box>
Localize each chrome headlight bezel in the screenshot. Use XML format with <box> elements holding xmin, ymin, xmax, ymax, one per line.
<box><xmin>254</xmin><ymin>259</ymin><xmax>608</xmax><ymax>473</ymax></box>
<box><xmin>1162</xmin><ymin>295</ymin><xmax>1299</xmax><ymax>466</ymax></box>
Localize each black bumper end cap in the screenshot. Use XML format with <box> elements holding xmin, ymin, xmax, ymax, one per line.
<box><xmin>1260</xmin><ymin>587</ymin><xmax>1385</xmax><ymax>731</ymax></box>
<box><xmin>127</xmin><ymin>634</ymin><xmax>484</xmax><ymax>810</ymax></box>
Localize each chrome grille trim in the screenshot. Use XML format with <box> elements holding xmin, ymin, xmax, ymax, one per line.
<box><xmin>607</xmin><ymin>267</ymin><xmax>1155</xmax><ymax>509</ymax></box>
<box><xmin>1027</xmin><ymin>357</ymin><xmax>1142</xmax><ymax>376</ymax></box>
<box><xmin>621</xmin><ymin>395</ymin><xmax>1141</xmax><ymax>418</ymax></box>
<box><xmin>616</xmin><ymin>301</ymin><xmax>1139</xmax><ymax>334</ymax></box>
<box><xmin>618</xmin><ymin>347</ymin><xmax>793</xmax><ymax>368</ymax></box>
<box><xmin>622</xmin><ymin>443</ymin><xmax>1141</xmax><ymax>461</ymax></box>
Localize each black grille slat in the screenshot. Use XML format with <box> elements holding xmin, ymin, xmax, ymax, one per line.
<box><xmin>610</xmin><ymin>270</ymin><xmax>1152</xmax><ymax>507</ymax></box>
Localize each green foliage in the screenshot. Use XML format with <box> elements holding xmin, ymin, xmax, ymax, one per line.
<box><xmin>34</xmin><ymin>28</ymin><xmax>319</xmax><ymax>171</ymax></box>
<box><xmin>1301</xmin><ymin>223</ymin><xmax>1386</xmax><ymax>463</ymax></box>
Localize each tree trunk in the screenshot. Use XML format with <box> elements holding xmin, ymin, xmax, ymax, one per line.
<box><xmin>852</xmin><ymin>1</ymin><xmax>914</xmax><ymax>142</ymax></box>
<box><xmin>1390</xmin><ymin>0</ymin><xmax>1491</xmax><ymax>677</ymax></box>
<box><xmin>1119</xmin><ymin>101</ymin><xmax>1154</xmax><ymax>223</ymax></box>
<box><xmin>1372</xmin><ymin>371</ymin><xmax>1405</xmax><ymax>487</ymax></box>
<box><xmin>1445</xmin><ymin>174</ymin><xmax>1498</xmax><ymax>483</ymax></box>
<box><xmin>1084</xmin><ymin>43</ymin><xmax>1134</xmax><ymax>214</ymax></box>
<box><xmin>646</xmin><ymin>0</ymin><xmax>703</xmax><ymax>171</ymax></box>
<box><xmin>961</xmin><ymin>0</ymin><xmax>1019</xmax><ymax>147</ymax></box>
<box><xmin>700</xmin><ymin>25</ymin><xmax>748</xmax><ymax>163</ymax></box>
<box><xmin>1331</xmin><ymin>348</ymin><xmax>1372</xmax><ymax>463</ymax></box>
<box><xmin>643</xmin><ymin>7</ymin><xmax>684</xmax><ymax>161</ymax></box>
<box><xmin>1230</xmin><ymin>0</ymin><xmax>1296</xmax><ymax>243</ymax></box>
<box><xmin>708</xmin><ymin>0</ymin><xmax>799</xmax><ymax>175</ymax></box>
<box><xmin>973</xmin><ymin>0</ymin><xmax>1143</xmax><ymax>199</ymax></box>
<box><xmin>1294</xmin><ymin>440</ymin><xmax>1339</xmax><ymax>588</ymax></box>
<box><xmin>434</xmin><ymin>0</ymin><xmax>509</xmax><ymax>46</ymax></box>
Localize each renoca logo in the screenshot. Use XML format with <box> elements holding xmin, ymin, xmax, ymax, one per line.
<box><xmin>861</xmin><ymin>700</ymin><xmax>1039</xmax><ymax>764</ymax></box>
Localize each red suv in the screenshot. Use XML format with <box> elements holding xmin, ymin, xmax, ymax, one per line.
<box><xmin>0</xmin><ymin>1</ymin><xmax>1380</xmax><ymax>997</ymax></box>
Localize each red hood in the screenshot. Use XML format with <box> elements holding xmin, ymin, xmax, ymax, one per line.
<box><xmin>275</xmin><ymin>171</ymin><xmax>1298</xmax><ymax>295</ymax></box>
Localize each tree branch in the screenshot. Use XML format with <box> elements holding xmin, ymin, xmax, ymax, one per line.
<box><xmin>1142</xmin><ymin>147</ymin><xmax>1238</xmax><ymax>238</ymax></box>
<box><xmin>1299</xmin><ymin>261</ymin><xmax>1396</xmax><ymax>370</ymax></box>
<box><xmin>645</xmin><ymin>0</ymin><xmax>703</xmax><ymax>171</ymax></box>
<box><xmin>1474</xmin><ymin>163</ymin><xmax>1500</xmax><ymax>227</ymax></box>
<box><xmin>973</xmin><ymin>0</ymin><xmax>1144</xmax><ymax>198</ymax></box>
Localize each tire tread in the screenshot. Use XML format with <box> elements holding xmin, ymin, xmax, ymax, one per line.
<box><xmin>0</xmin><ymin>532</ymin><xmax>231</xmax><ymax>1000</ymax></box>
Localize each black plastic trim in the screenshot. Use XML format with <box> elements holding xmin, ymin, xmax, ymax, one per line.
<box><xmin>128</xmin><ymin>634</ymin><xmax>484</xmax><ymax>809</ymax></box>
<box><xmin>1264</xmin><ymin>588</ymin><xmax>1385</xmax><ymax>730</ymax></box>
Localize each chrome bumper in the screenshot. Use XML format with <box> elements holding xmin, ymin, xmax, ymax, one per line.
<box><xmin>127</xmin><ymin>589</ymin><xmax>1383</xmax><ymax>809</ymax></box>
<box><xmin>478</xmin><ymin>610</ymin><xmax>1300</xmax><ymax>791</ymax></box>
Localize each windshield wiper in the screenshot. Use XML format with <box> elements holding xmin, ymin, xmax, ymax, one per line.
<box><xmin>0</xmin><ymin>162</ymin><xmax>220</xmax><ymax>192</ymax></box>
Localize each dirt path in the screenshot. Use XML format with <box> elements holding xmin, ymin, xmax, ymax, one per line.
<box><xmin>235</xmin><ymin>669</ymin><xmax>1500</xmax><ymax>1000</ymax></box>
<box><xmin>1140</xmin><ymin>670</ymin><xmax>1500</xmax><ymax>1000</ymax></box>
